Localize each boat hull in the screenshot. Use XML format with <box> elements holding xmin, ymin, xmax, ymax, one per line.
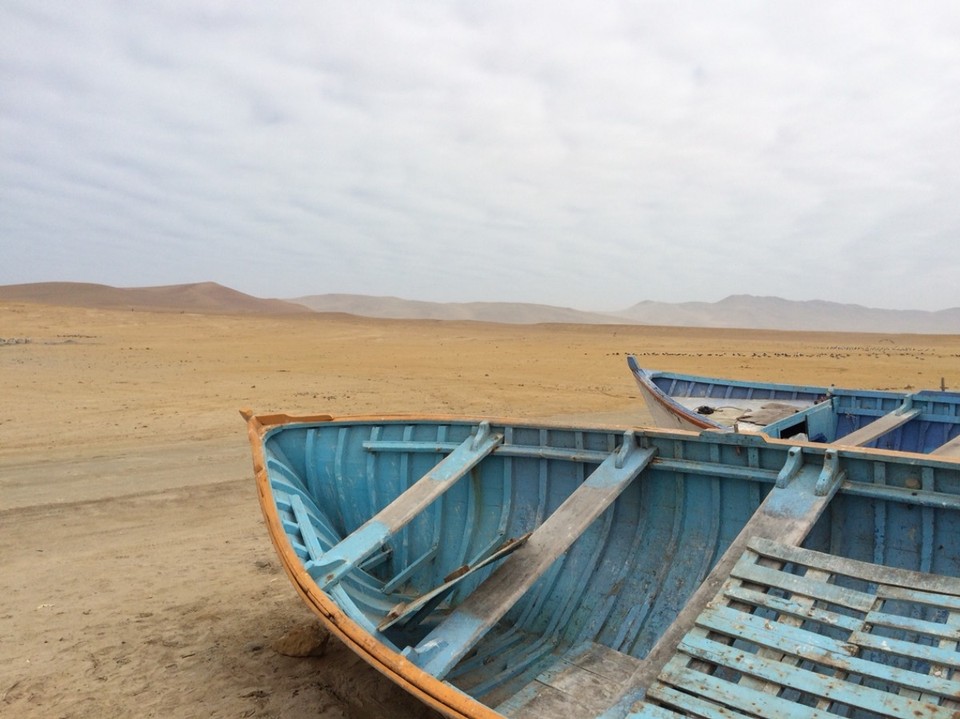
<box><xmin>629</xmin><ymin>356</ymin><xmax>960</xmax><ymax>456</ymax></box>
<box><xmin>245</xmin><ymin>410</ymin><xmax>960</xmax><ymax>718</ymax></box>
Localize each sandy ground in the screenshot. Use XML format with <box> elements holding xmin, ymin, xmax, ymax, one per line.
<box><xmin>2</xmin><ymin>302</ymin><xmax>959</xmax><ymax>718</ymax></box>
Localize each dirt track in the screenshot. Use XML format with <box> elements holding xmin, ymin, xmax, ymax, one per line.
<box><xmin>2</xmin><ymin>301</ymin><xmax>958</xmax><ymax>717</ymax></box>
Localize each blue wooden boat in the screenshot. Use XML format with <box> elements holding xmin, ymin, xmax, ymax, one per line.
<box><xmin>628</xmin><ymin>356</ymin><xmax>960</xmax><ymax>457</ymax></box>
<box><xmin>244</xmin><ymin>409</ymin><xmax>960</xmax><ymax>718</ymax></box>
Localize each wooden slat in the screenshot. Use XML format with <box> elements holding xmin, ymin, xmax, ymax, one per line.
<box><xmin>849</xmin><ymin>630</ymin><xmax>960</xmax><ymax>669</ymax></box>
<box><xmin>721</xmin><ymin>584</ymin><xmax>862</xmax><ymax>632</ymax></box>
<box><xmin>749</xmin><ymin>536</ymin><xmax>960</xmax><ymax>596</ymax></box>
<box><xmin>730</xmin><ymin>556</ymin><xmax>876</xmax><ymax>612</ymax></box>
<box><xmin>690</xmin><ymin>608</ymin><xmax>960</xmax><ymax>700</ymax></box>
<box><xmin>880</xmin><ymin>584</ymin><xmax>960</xmax><ymax>611</ymax></box>
<box><xmin>834</xmin><ymin>405</ymin><xmax>920</xmax><ymax>446</ymax></box>
<box><xmin>406</xmin><ymin>441</ymin><xmax>656</xmax><ymax>679</ymax></box>
<box><xmin>911</xmin><ymin>610</ymin><xmax>960</xmax><ymax>710</ymax></box>
<box><xmin>676</xmin><ymin>633</ymin><xmax>952</xmax><ymax>718</ymax></box>
<box><xmin>655</xmin><ymin>659</ymin><xmax>832</xmax><ymax>719</ymax></box>
<box><xmin>864</xmin><ymin>608</ymin><xmax>960</xmax><ymax>641</ymax></box>
<box><xmin>733</xmin><ymin>564</ymin><xmax>835</xmax><ymax>704</ymax></box>
<box><xmin>637</xmin><ymin>532</ymin><xmax>960</xmax><ymax>718</ymax></box>
<box><xmin>645</xmin><ymin>683</ymin><xmax>749</xmax><ymax>719</ymax></box>
<box><xmin>696</xmin><ymin>604</ymin><xmax>858</xmax><ymax>659</ymax></box>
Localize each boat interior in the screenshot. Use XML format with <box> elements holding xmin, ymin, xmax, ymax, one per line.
<box><xmin>636</xmin><ymin>364</ymin><xmax>960</xmax><ymax>456</ymax></box>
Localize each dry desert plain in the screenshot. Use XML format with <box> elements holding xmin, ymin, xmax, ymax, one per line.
<box><xmin>2</xmin><ymin>300</ymin><xmax>960</xmax><ymax>718</ymax></box>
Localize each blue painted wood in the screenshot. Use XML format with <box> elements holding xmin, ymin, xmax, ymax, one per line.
<box><xmin>408</xmin><ymin>438</ymin><xmax>657</xmax><ymax>679</ymax></box>
<box><xmin>636</xmin><ymin>535</ymin><xmax>960</xmax><ymax>718</ymax></box>
<box><xmin>250</xmin><ymin>414</ymin><xmax>960</xmax><ymax>718</ymax></box>
<box><xmin>675</xmin><ymin>633</ymin><xmax>950</xmax><ymax>717</ymax></box>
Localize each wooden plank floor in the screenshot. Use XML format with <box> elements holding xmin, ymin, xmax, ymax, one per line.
<box><xmin>639</xmin><ymin>537</ymin><xmax>960</xmax><ymax>718</ymax></box>
<box><xmin>498</xmin><ymin>643</ymin><xmax>654</xmax><ymax>719</ymax></box>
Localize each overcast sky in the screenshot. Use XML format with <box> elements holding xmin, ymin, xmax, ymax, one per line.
<box><xmin>3</xmin><ymin>2</ymin><xmax>959</xmax><ymax>311</ymax></box>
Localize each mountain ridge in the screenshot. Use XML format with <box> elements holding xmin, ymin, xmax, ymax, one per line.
<box><xmin>1</xmin><ymin>282</ymin><xmax>957</xmax><ymax>333</ymax></box>
<box><xmin>613</xmin><ymin>294</ymin><xmax>960</xmax><ymax>333</ymax></box>
<box><xmin>295</xmin><ymin>292</ymin><xmax>960</xmax><ymax>334</ymax></box>
<box><xmin>290</xmin><ymin>293</ymin><xmax>629</xmax><ymax>325</ymax></box>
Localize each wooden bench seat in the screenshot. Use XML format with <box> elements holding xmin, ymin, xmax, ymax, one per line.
<box><xmin>835</xmin><ymin>403</ymin><xmax>920</xmax><ymax>447</ymax></box>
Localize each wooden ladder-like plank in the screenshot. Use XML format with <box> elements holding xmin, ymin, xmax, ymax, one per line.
<box><xmin>835</xmin><ymin>401</ymin><xmax>920</xmax><ymax>447</ymax></box>
<box><xmin>634</xmin><ymin>537</ymin><xmax>960</xmax><ymax>718</ymax></box>
<box><xmin>305</xmin><ymin>422</ymin><xmax>503</xmax><ymax>588</ymax></box>
<box><xmin>617</xmin><ymin>446</ymin><xmax>844</xmax><ymax>702</ymax></box>
<box><xmin>405</xmin><ymin>436</ymin><xmax>656</xmax><ymax>679</ymax></box>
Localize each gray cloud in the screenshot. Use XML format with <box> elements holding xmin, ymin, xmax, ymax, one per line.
<box><xmin>2</xmin><ymin>1</ymin><xmax>959</xmax><ymax>310</ymax></box>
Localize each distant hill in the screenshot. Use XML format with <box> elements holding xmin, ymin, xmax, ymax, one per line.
<box><xmin>613</xmin><ymin>295</ymin><xmax>960</xmax><ymax>334</ymax></box>
<box><xmin>0</xmin><ymin>282</ymin><xmax>307</xmax><ymax>314</ymax></box>
<box><xmin>291</xmin><ymin>294</ymin><xmax>627</xmax><ymax>324</ymax></box>
<box><xmin>293</xmin><ymin>293</ymin><xmax>960</xmax><ymax>334</ymax></box>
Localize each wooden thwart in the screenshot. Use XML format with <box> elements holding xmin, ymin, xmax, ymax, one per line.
<box><xmin>834</xmin><ymin>403</ymin><xmax>920</xmax><ymax>447</ymax></box>
<box><xmin>406</xmin><ymin>437</ymin><xmax>657</xmax><ymax>679</ymax></box>
<box><xmin>932</xmin><ymin>433</ymin><xmax>960</xmax><ymax>458</ymax></box>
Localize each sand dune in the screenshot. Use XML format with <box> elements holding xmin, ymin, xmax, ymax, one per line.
<box><xmin>0</xmin><ymin>281</ymin><xmax>307</xmax><ymax>315</ymax></box>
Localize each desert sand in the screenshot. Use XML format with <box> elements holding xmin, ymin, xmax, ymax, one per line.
<box><xmin>2</xmin><ymin>300</ymin><xmax>959</xmax><ymax>718</ymax></box>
